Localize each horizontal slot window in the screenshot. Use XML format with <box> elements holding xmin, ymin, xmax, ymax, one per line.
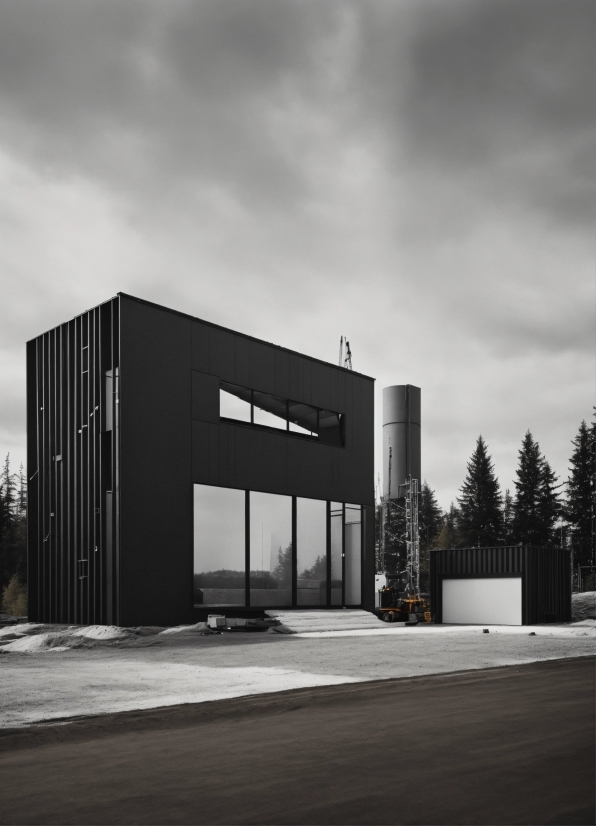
<box><xmin>219</xmin><ymin>382</ymin><xmax>345</xmax><ymax>446</ymax></box>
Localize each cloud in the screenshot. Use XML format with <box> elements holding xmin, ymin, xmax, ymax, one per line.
<box><xmin>0</xmin><ymin>0</ymin><xmax>593</xmax><ymax>509</ymax></box>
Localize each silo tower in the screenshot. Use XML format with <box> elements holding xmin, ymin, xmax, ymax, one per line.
<box><xmin>382</xmin><ymin>385</ymin><xmax>421</xmax><ymax>500</ymax></box>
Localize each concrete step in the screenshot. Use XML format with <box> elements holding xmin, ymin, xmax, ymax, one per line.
<box><xmin>265</xmin><ymin>609</ymin><xmax>380</xmax><ymax>633</ymax></box>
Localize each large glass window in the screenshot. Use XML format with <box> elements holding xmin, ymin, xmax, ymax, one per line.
<box><xmin>220</xmin><ymin>382</ymin><xmax>251</xmax><ymax>422</ymax></box>
<box><xmin>345</xmin><ymin>505</ymin><xmax>362</xmax><ymax>605</ymax></box>
<box><xmin>194</xmin><ymin>485</ymin><xmax>245</xmax><ymax>606</ymax></box>
<box><xmin>297</xmin><ymin>498</ymin><xmax>327</xmax><ymax>606</ymax></box>
<box><xmin>250</xmin><ymin>491</ymin><xmax>292</xmax><ymax>607</ymax></box>
<box><xmin>330</xmin><ymin>502</ymin><xmax>343</xmax><ymax>605</ymax></box>
<box><xmin>193</xmin><ymin>486</ymin><xmax>362</xmax><ymax>609</ymax></box>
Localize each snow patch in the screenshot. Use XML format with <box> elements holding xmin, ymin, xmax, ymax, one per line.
<box><xmin>72</xmin><ymin>626</ymin><xmax>129</xmax><ymax>640</ymax></box>
<box><xmin>159</xmin><ymin>623</ymin><xmax>206</xmax><ymax>635</ymax></box>
<box><xmin>0</xmin><ymin>623</ymin><xmax>44</xmax><ymax>638</ymax></box>
<box><xmin>2</xmin><ymin>633</ymin><xmax>62</xmax><ymax>653</ymax></box>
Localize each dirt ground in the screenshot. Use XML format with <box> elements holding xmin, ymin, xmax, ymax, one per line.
<box><xmin>1</xmin><ymin>622</ymin><xmax>595</xmax><ymax>727</ymax></box>
<box><xmin>0</xmin><ymin>657</ymin><xmax>593</xmax><ymax>826</ymax></box>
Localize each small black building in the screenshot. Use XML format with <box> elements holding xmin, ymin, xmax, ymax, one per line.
<box><xmin>27</xmin><ymin>294</ymin><xmax>375</xmax><ymax>626</ymax></box>
<box><xmin>430</xmin><ymin>546</ymin><xmax>571</xmax><ymax>625</ymax></box>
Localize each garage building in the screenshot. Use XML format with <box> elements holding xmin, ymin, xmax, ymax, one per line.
<box><xmin>430</xmin><ymin>546</ymin><xmax>571</xmax><ymax>625</ymax></box>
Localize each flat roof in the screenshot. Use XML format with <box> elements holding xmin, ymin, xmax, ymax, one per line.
<box><xmin>28</xmin><ymin>292</ymin><xmax>375</xmax><ymax>382</ymax></box>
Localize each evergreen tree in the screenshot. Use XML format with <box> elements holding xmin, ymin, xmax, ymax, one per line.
<box><xmin>0</xmin><ymin>454</ymin><xmax>27</xmax><ymax>597</ymax></box>
<box><xmin>566</xmin><ymin>420</ymin><xmax>595</xmax><ymax>567</ymax></box>
<box><xmin>502</xmin><ymin>489</ymin><xmax>514</xmax><ymax>545</ymax></box>
<box><xmin>511</xmin><ymin>431</ymin><xmax>561</xmax><ymax>546</ymax></box>
<box><xmin>511</xmin><ymin>431</ymin><xmax>542</xmax><ymax>544</ymax></box>
<box><xmin>537</xmin><ymin>458</ymin><xmax>562</xmax><ymax>546</ymax></box>
<box><xmin>434</xmin><ymin>503</ymin><xmax>460</xmax><ymax>549</ymax></box>
<box><xmin>419</xmin><ymin>481</ymin><xmax>443</xmax><ymax>591</ymax></box>
<box><xmin>273</xmin><ymin>542</ymin><xmax>292</xmax><ymax>586</ymax></box>
<box><xmin>419</xmin><ymin>482</ymin><xmax>444</xmax><ymax>551</ymax></box>
<box><xmin>456</xmin><ymin>436</ymin><xmax>503</xmax><ymax>547</ymax></box>
<box><xmin>300</xmin><ymin>555</ymin><xmax>326</xmax><ymax>580</ymax></box>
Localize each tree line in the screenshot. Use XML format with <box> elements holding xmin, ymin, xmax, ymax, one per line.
<box><xmin>377</xmin><ymin>413</ymin><xmax>595</xmax><ymax>590</ymax></box>
<box><xmin>0</xmin><ymin>454</ymin><xmax>27</xmax><ymax>615</ymax></box>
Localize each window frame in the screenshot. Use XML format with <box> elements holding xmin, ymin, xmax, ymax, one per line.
<box><xmin>193</xmin><ymin>484</ymin><xmax>364</xmax><ymax>609</ymax></box>
<box><xmin>219</xmin><ymin>382</ymin><xmax>345</xmax><ymax>447</ymax></box>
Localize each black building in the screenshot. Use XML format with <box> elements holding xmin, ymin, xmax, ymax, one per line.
<box><xmin>430</xmin><ymin>546</ymin><xmax>571</xmax><ymax>625</ymax></box>
<box><xmin>26</xmin><ymin>294</ymin><xmax>375</xmax><ymax>626</ymax></box>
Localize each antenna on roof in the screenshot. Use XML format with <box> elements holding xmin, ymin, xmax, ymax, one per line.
<box><xmin>338</xmin><ymin>336</ymin><xmax>353</xmax><ymax>370</ymax></box>
<box><xmin>344</xmin><ymin>340</ymin><xmax>353</xmax><ymax>370</ymax></box>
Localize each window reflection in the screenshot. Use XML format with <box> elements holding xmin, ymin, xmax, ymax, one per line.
<box><xmin>193</xmin><ymin>487</ymin><xmax>362</xmax><ymax>610</ymax></box>
<box><xmin>194</xmin><ymin>485</ymin><xmax>245</xmax><ymax>606</ymax></box>
<box><xmin>297</xmin><ymin>498</ymin><xmax>327</xmax><ymax>606</ymax></box>
<box><xmin>250</xmin><ymin>491</ymin><xmax>292</xmax><ymax>607</ymax></box>
<box><xmin>253</xmin><ymin>391</ymin><xmax>287</xmax><ymax>430</ymax></box>
<box><xmin>288</xmin><ymin>401</ymin><xmax>318</xmax><ymax>436</ymax></box>
<box><xmin>330</xmin><ymin>502</ymin><xmax>343</xmax><ymax>605</ymax></box>
<box><xmin>219</xmin><ymin>381</ymin><xmax>345</xmax><ymax>445</ymax></box>
<box><xmin>345</xmin><ymin>505</ymin><xmax>361</xmax><ymax>605</ymax></box>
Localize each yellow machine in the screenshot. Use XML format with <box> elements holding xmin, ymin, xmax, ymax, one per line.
<box><xmin>377</xmin><ymin>586</ymin><xmax>431</xmax><ymax>624</ymax></box>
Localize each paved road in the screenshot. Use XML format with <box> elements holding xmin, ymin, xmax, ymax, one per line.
<box><xmin>0</xmin><ymin>657</ymin><xmax>593</xmax><ymax>825</ymax></box>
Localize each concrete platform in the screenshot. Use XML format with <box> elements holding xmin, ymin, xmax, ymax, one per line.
<box><xmin>265</xmin><ymin>609</ymin><xmax>383</xmax><ymax>633</ymax></box>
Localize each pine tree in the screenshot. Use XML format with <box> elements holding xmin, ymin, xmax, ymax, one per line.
<box><xmin>456</xmin><ymin>436</ymin><xmax>503</xmax><ymax>547</ymax></box>
<box><xmin>566</xmin><ymin>420</ymin><xmax>595</xmax><ymax>567</ymax></box>
<box><xmin>17</xmin><ymin>463</ymin><xmax>27</xmax><ymax>518</ymax></box>
<box><xmin>420</xmin><ymin>482</ymin><xmax>444</xmax><ymax>551</ymax></box>
<box><xmin>537</xmin><ymin>458</ymin><xmax>562</xmax><ymax>546</ymax></box>
<box><xmin>511</xmin><ymin>431</ymin><xmax>561</xmax><ymax>546</ymax></box>
<box><xmin>0</xmin><ymin>454</ymin><xmax>27</xmax><ymax>594</ymax></box>
<box><xmin>511</xmin><ymin>432</ymin><xmax>542</xmax><ymax>544</ymax></box>
<box><xmin>419</xmin><ymin>481</ymin><xmax>443</xmax><ymax>591</ymax></box>
<box><xmin>273</xmin><ymin>542</ymin><xmax>292</xmax><ymax>586</ymax></box>
<box><xmin>434</xmin><ymin>504</ymin><xmax>460</xmax><ymax>549</ymax></box>
<box><xmin>502</xmin><ymin>489</ymin><xmax>514</xmax><ymax>545</ymax></box>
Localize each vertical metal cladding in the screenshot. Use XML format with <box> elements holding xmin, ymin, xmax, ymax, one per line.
<box><xmin>429</xmin><ymin>546</ymin><xmax>571</xmax><ymax>624</ymax></box>
<box><xmin>26</xmin><ymin>298</ymin><xmax>120</xmax><ymax>625</ymax></box>
<box><xmin>382</xmin><ymin>385</ymin><xmax>421</xmax><ymax>499</ymax></box>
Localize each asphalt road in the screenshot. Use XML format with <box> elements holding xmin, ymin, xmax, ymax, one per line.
<box><xmin>0</xmin><ymin>657</ymin><xmax>593</xmax><ymax>825</ymax></box>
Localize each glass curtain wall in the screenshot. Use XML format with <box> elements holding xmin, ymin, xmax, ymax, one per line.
<box><xmin>250</xmin><ymin>491</ymin><xmax>292</xmax><ymax>607</ymax></box>
<box><xmin>194</xmin><ymin>485</ymin><xmax>362</xmax><ymax>608</ymax></box>
<box><xmin>194</xmin><ymin>485</ymin><xmax>246</xmax><ymax>606</ymax></box>
<box><xmin>296</xmin><ymin>498</ymin><xmax>327</xmax><ymax>606</ymax></box>
<box><xmin>330</xmin><ymin>502</ymin><xmax>343</xmax><ymax>605</ymax></box>
<box><xmin>345</xmin><ymin>505</ymin><xmax>362</xmax><ymax>605</ymax></box>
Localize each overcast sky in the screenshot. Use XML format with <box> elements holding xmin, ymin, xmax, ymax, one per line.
<box><xmin>0</xmin><ymin>0</ymin><xmax>594</xmax><ymax>509</ymax></box>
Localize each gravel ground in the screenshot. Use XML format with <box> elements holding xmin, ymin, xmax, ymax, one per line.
<box><xmin>1</xmin><ymin>619</ymin><xmax>594</xmax><ymax>728</ymax></box>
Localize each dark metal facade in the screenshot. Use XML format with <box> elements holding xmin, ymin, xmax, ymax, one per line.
<box><xmin>27</xmin><ymin>293</ymin><xmax>375</xmax><ymax>626</ymax></box>
<box><xmin>430</xmin><ymin>546</ymin><xmax>572</xmax><ymax>624</ymax></box>
<box><xmin>27</xmin><ymin>298</ymin><xmax>120</xmax><ymax>625</ymax></box>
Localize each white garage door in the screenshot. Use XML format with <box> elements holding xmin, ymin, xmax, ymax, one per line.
<box><xmin>442</xmin><ymin>577</ymin><xmax>522</xmax><ymax>625</ymax></box>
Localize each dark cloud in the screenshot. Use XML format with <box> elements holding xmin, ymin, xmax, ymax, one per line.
<box><xmin>0</xmin><ymin>0</ymin><xmax>593</xmax><ymax>505</ymax></box>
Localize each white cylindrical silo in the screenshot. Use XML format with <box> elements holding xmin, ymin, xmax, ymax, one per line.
<box><xmin>382</xmin><ymin>385</ymin><xmax>421</xmax><ymax>499</ymax></box>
